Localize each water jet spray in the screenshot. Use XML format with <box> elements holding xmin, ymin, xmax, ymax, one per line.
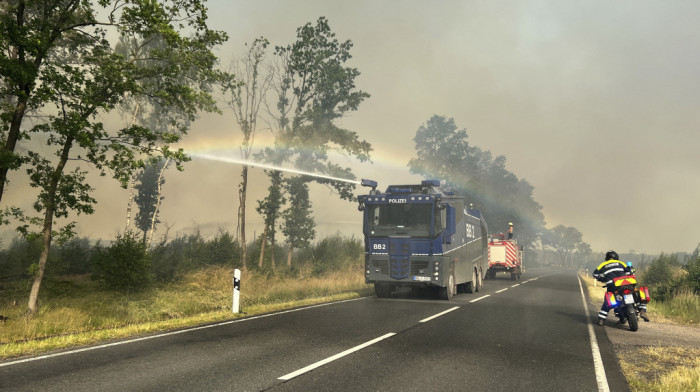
<box><xmin>190</xmin><ymin>153</ymin><xmax>362</xmax><ymax>185</ymax></box>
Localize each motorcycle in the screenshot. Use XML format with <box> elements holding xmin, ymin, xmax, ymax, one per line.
<box><xmin>604</xmin><ymin>274</ymin><xmax>650</xmax><ymax>332</ymax></box>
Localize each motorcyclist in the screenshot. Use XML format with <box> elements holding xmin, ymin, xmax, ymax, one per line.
<box><xmin>593</xmin><ymin>250</ymin><xmax>649</xmax><ymax>325</ymax></box>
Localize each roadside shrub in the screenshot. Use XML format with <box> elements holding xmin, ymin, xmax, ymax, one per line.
<box><xmin>149</xmin><ymin>230</ymin><xmax>242</xmax><ymax>282</ymax></box>
<box><xmin>642</xmin><ymin>253</ymin><xmax>686</xmax><ymax>301</ymax></box>
<box><xmin>55</xmin><ymin>237</ymin><xmax>93</xmax><ymax>275</ymax></box>
<box><xmin>0</xmin><ymin>237</ymin><xmax>44</xmax><ymax>281</ymax></box>
<box><xmin>685</xmin><ymin>254</ymin><xmax>700</xmax><ymax>295</ymax></box>
<box><xmin>307</xmin><ymin>234</ymin><xmax>363</xmax><ymax>275</ymax></box>
<box><xmin>92</xmin><ymin>232</ymin><xmax>152</xmax><ymax>292</ymax></box>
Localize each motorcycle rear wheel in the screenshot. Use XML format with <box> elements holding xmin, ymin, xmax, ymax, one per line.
<box><xmin>626</xmin><ymin>304</ymin><xmax>639</xmax><ymax>331</ymax></box>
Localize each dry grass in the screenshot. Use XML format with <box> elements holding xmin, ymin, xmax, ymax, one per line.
<box><xmin>619</xmin><ymin>346</ymin><xmax>700</xmax><ymax>392</ymax></box>
<box><xmin>0</xmin><ymin>264</ymin><xmax>372</xmax><ymax>359</ymax></box>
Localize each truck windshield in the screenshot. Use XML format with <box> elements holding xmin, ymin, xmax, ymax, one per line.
<box><xmin>368</xmin><ymin>203</ymin><xmax>437</xmax><ymax>237</ymax></box>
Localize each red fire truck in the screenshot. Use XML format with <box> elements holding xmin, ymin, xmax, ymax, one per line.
<box><xmin>487</xmin><ymin>236</ymin><xmax>522</xmax><ymax>280</ymax></box>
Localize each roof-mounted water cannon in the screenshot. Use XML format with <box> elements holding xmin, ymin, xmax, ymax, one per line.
<box><xmin>361</xmin><ymin>179</ymin><xmax>378</xmax><ymax>194</ymax></box>
<box><xmin>357</xmin><ymin>179</ymin><xmax>378</xmax><ymax>211</ymax></box>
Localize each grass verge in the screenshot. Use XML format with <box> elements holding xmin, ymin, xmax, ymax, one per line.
<box><xmin>579</xmin><ymin>271</ymin><xmax>700</xmax><ymax>392</ymax></box>
<box><xmin>0</xmin><ymin>265</ymin><xmax>372</xmax><ymax>360</ymax></box>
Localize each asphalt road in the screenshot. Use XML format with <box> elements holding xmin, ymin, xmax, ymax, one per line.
<box><xmin>0</xmin><ymin>267</ymin><xmax>630</xmax><ymax>392</ymax></box>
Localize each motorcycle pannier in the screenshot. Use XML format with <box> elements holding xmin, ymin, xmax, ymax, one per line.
<box><xmin>637</xmin><ymin>286</ymin><xmax>651</xmax><ymax>303</ymax></box>
<box><xmin>604</xmin><ymin>291</ymin><xmax>618</xmax><ymax>308</ymax></box>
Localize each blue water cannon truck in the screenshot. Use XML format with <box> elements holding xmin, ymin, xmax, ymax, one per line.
<box><xmin>357</xmin><ymin>179</ymin><xmax>489</xmax><ymax>300</ymax></box>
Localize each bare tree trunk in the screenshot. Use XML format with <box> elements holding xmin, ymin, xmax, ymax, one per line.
<box><xmin>124</xmin><ymin>174</ymin><xmax>136</xmax><ymax>231</ymax></box>
<box><xmin>0</xmin><ymin>98</ymin><xmax>28</xmax><ymax>205</ymax></box>
<box><xmin>27</xmin><ymin>136</ymin><xmax>72</xmax><ymax>316</ymax></box>
<box><xmin>286</xmin><ymin>243</ymin><xmax>293</xmax><ymax>268</ymax></box>
<box><xmin>27</xmin><ymin>207</ymin><xmax>54</xmax><ymax>316</ymax></box>
<box><xmin>259</xmin><ymin>223</ymin><xmax>268</xmax><ymax>269</ymax></box>
<box><xmin>147</xmin><ymin>158</ymin><xmax>170</xmax><ymax>250</ymax></box>
<box><xmin>123</xmin><ymin>104</ymin><xmax>141</xmax><ymax>231</ymax></box>
<box><xmin>270</xmin><ymin>228</ymin><xmax>276</xmax><ymax>268</ymax></box>
<box><xmin>239</xmin><ymin>165</ymin><xmax>248</xmax><ymax>269</ymax></box>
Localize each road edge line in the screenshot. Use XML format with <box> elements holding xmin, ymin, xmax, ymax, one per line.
<box><xmin>577</xmin><ymin>275</ymin><xmax>611</xmax><ymax>392</ymax></box>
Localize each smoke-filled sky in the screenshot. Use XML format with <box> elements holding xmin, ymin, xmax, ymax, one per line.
<box><xmin>3</xmin><ymin>0</ymin><xmax>700</xmax><ymax>255</ymax></box>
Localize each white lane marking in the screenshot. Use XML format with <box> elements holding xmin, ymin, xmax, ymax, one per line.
<box><xmin>577</xmin><ymin>275</ymin><xmax>610</xmax><ymax>392</ymax></box>
<box><xmin>511</xmin><ymin>284</ymin><xmax>521</xmax><ymax>288</ymax></box>
<box><xmin>278</xmin><ymin>333</ymin><xmax>396</xmax><ymax>381</ymax></box>
<box><xmin>0</xmin><ymin>297</ymin><xmax>368</xmax><ymax>368</ymax></box>
<box><xmin>419</xmin><ymin>306</ymin><xmax>460</xmax><ymax>323</ymax></box>
<box><xmin>469</xmin><ymin>295</ymin><xmax>491</xmax><ymax>303</ymax></box>
<box><xmin>496</xmin><ymin>288</ymin><xmax>508</xmax><ymax>293</ymax></box>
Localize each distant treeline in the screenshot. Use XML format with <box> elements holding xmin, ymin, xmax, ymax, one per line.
<box><xmin>0</xmin><ymin>231</ymin><xmax>363</xmax><ymax>292</ymax></box>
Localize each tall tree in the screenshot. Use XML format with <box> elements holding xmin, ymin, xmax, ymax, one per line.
<box><xmin>546</xmin><ymin>225</ymin><xmax>584</xmax><ymax>266</ymax></box>
<box><xmin>281</xmin><ymin>177</ymin><xmax>315</xmax><ymax>267</ymax></box>
<box><xmin>409</xmin><ymin>115</ymin><xmax>545</xmax><ymax>249</ymax></box>
<box><xmin>223</xmin><ymin>37</ymin><xmax>272</xmax><ymax>270</ymax></box>
<box><xmin>260</xmin><ymin>17</ymin><xmax>372</xmax><ymax>256</ymax></box>
<box><xmin>2</xmin><ymin>0</ymin><xmax>227</xmax><ymax>316</ymax></box>
<box><xmin>134</xmin><ymin>158</ymin><xmax>169</xmax><ymax>246</ymax></box>
<box><xmin>256</xmin><ymin>170</ymin><xmax>285</xmax><ymax>268</ymax></box>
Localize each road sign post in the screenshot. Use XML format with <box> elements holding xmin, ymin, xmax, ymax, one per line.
<box><xmin>233</xmin><ymin>269</ymin><xmax>241</xmax><ymax>313</ymax></box>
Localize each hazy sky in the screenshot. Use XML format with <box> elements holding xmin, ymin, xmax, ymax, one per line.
<box><xmin>3</xmin><ymin>0</ymin><xmax>700</xmax><ymax>255</ymax></box>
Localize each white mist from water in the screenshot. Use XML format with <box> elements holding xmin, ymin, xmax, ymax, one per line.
<box><xmin>190</xmin><ymin>153</ymin><xmax>362</xmax><ymax>185</ymax></box>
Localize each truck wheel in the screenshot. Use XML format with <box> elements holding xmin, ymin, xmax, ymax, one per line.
<box><xmin>476</xmin><ymin>269</ymin><xmax>483</xmax><ymax>292</ymax></box>
<box><xmin>511</xmin><ymin>272</ymin><xmax>517</xmax><ymax>280</ymax></box>
<box><xmin>440</xmin><ymin>272</ymin><xmax>455</xmax><ymax>300</ymax></box>
<box><xmin>374</xmin><ymin>284</ymin><xmax>392</xmax><ymax>298</ymax></box>
<box><xmin>488</xmin><ymin>270</ymin><xmax>496</xmax><ymax>279</ymax></box>
<box><xmin>465</xmin><ymin>269</ymin><xmax>477</xmax><ymax>294</ymax></box>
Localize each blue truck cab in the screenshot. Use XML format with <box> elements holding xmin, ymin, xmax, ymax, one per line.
<box><xmin>357</xmin><ymin>180</ymin><xmax>489</xmax><ymax>299</ymax></box>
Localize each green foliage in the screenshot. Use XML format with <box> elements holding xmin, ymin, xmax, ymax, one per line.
<box><xmin>1</xmin><ymin>0</ymin><xmax>227</xmax><ymax>313</ymax></box>
<box><xmin>642</xmin><ymin>253</ymin><xmax>685</xmax><ymax>301</ymax></box>
<box><xmin>408</xmin><ymin>115</ymin><xmax>545</xmax><ymax>250</ymax></box>
<box><xmin>134</xmin><ymin>159</ymin><xmax>167</xmax><ymax>241</ymax></box>
<box><xmin>685</xmin><ymin>255</ymin><xmax>700</xmax><ymax>295</ymax></box>
<box><xmin>281</xmin><ymin>178</ymin><xmax>315</xmax><ymax>250</ymax></box>
<box><xmin>92</xmin><ymin>232</ymin><xmax>152</xmax><ymax>292</ymax></box>
<box><xmin>0</xmin><ymin>237</ymin><xmax>43</xmax><ymax>280</ymax></box>
<box><xmin>265</xmin><ymin>16</ymin><xmax>371</xmax><ymax>201</ymax></box>
<box><xmin>149</xmin><ymin>230</ymin><xmax>241</xmax><ymax>282</ymax></box>
<box><xmin>545</xmin><ymin>225</ymin><xmax>586</xmax><ymax>266</ymax></box>
<box><xmin>0</xmin><ymin>236</ymin><xmax>93</xmax><ymax>280</ymax></box>
<box><xmin>306</xmin><ymin>234</ymin><xmax>362</xmax><ymax>275</ymax></box>
<box><xmin>257</xmin><ymin>171</ymin><xmax>285</xmax><ymax>240</ymax></box>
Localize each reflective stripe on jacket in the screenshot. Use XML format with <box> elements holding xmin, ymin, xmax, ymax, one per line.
<box><xmin>592</xmin><ymin>259</ymin><xmax>630</xmax><ymax>289</ymax></box>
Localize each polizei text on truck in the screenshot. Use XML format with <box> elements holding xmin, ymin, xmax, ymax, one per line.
<box><xmin>357</xmin><ymin>179</ymin><xmax>489</xmax><ymax>300</ymax></box>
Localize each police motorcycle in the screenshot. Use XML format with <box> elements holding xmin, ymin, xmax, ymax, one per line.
<box><xmin>604</xmin><ymin>263</ymin><xmax>650</xmax><ymax>332</ymax></box>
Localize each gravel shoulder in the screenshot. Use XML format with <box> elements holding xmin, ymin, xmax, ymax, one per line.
<box><xmin>602</xmin><ymin>316</ymin><xmax>700</xmax><ymax>349</ymax></box>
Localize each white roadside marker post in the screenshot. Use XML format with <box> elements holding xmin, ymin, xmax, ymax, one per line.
<box><xmin>233</xmin><ymin>269</ymin><xmax>241</xmax><ymax>314</ymax></box>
